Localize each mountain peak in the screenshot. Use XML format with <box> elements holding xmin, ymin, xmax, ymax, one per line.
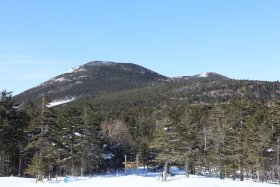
<box><xmin>198</xmin><ymin>72</ymin><xmax>218</xmax><ymax>78</ymax></box>
<box><xmin>193</xmin><ymin>72</ymin><xmax>230</xmax><ymax>80</ymax></box>
<box><xmin>67</xmin><ymin>61</ymin><xmax>115</xmax><ymax>73</ymax></box>
<box><xmin>199</xmin><ymin>72</ymin><xmax>210</xmax><ymax>78</ymax></box>
<box><xmin>85</xmin><ymin>61</ymin><xmax>115</xmax><ymax>66</ymax></box>
<box><xmin>15</xmin><ymin>61</ymin><xmax>167</xmax><ymax>105</ymax></box>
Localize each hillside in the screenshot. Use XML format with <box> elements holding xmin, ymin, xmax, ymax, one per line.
<box><xmin>14</xmin><ymin>61</ymin><xmax>167</xmax><ymax>105</ymax></box>
<box><xmin>4</xmin><ymin>61</ymin><xmax>280</xmax><ymax>184</ymax></box>
<box><xmin>14</xmin><ymin>61</ymin><xmax>280</xmax><ymax>107</ymax></box>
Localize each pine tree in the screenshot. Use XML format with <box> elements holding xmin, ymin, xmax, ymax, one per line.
<box><xmin>24</xmin><ymin>95</ymin><xmax>59</xmax><ymax>181</ymax></box>
<box><xmin>209</xmin><ymin>103</ymin><xmax>227</xmax><ymax>179</ymax></box>
<box><xmin>79</xmin><ymin>105</ymin><xmax>101</xmax><ymax>176</ymax></box>
<box><xmin>135</xmin><ymin>113</ymin><xmax>156</xmax><ymax>174</ymax></box>
<box><xmin>269</xmin><ymin>99</ymin><xmax>280</xmax><ymax>184</ymax></box>
<box><xmin>0</xmin><ymin>90</ymin><xmax>28</xmax><ymax>176</ymax></box>
<box><xmin>58</xmin><ymin>107</ymin><xmax>83</xmax><ymax>176</ymax></box>
<box><xmin>226</xmin><ymin>92</ymin><xmax>256</xmax><ymax>181</ymax></box>
<box><xmin>149</xmin><ymin>104</ymin><xmax>183</xmax><ymax>181</ymax></box>
<box><xmin>24</xmin><ymin>153</ymin><xmax>47</xmax><ymax>183</ymax></box>
<box><xmin>177</xmin><ymin>105</ymin><xmax>205</xmax><ymax>177</ymax></box>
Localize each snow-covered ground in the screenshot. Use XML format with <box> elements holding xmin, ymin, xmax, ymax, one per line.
<box><xmin>0</xmin><ymin>171</ymin><xmax>276</xmax><ymax>187</ymax></box>
<box><xmin>47</xmin><ymin>97</ymin><xmax>76</xmax><ymax>107</ymax></box>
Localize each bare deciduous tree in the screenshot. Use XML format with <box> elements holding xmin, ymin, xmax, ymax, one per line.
<box><xmin>100</xmin><ymin>119</ymin><xmax>134</xmax><ymax>147</ymax></box>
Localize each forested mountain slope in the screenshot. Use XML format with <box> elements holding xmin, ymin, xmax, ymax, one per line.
<box><xmin>14</xmin><ymin>61</ymin><xmax>167</xmax><ymax>105</ymax></box>
<box><xmin>3</xmin><ymin>61</ymin><xmax>280</xmax><ymax>183</ymax></box>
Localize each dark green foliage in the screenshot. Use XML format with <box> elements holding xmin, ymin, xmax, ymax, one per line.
<box><xmin>24</xmin><ymin>153</ymin><xmax>47</xmax><ymax>182</ymax></box>
<box><xmin>57</xmin><ymin>106</ymin><xmax>101</xmax><ymax>176</ymax></box>
<box><xmin>0</xmin><ymin>90</ymin><xmax>28</xmax><ymax>176</ymax></box>
<box><xmin>1</xmin><ymin>66</ymin><xmax>280</xmax><ymax>184</ymax></box>
<box><xmin>23</xmin><ymin>95</ymin><xmax>60</xmax><ymax>180</ymax></box>
<box><xmin>14</xmin><ymin>62</ymin><xmax>167</xmax><ymax>105</ymax></box>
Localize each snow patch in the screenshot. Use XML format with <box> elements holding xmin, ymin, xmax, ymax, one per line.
<box><xmin>199</xmin><ymin>72</ymin><xmax>209</xmax><ymax>78</ymax></box>
<box><xmin>68</xmin><ymin>67</ymin><xmax>79</xmax><ymax>73</ymax></box>
<box><xmin>54</xmin><ymin>77</ymin><xmax>67</xmax><ymax>82</ymax></box>
<box><xmin>68</xmin><ymin>66</ymin><xmax>86</xmax><ymax>73</ymax></box>
<box><xmin>47</xmin><ymin>97</ymin><xmax>76</xmax><ymax>107</ymax></box>
<box><xmin>74</xmin><ymin>132</ymin><xmax>82</xmax><ymax>137</ymax></box>
<box><xmin>0</xmin><ymin>173</ymin><xmax>275</xmax><ymax>187</ymax></box>
<box><xmin>267</xmin><ymin>148</ymin><xmax>273</xmax><ymax>152</ymax></box>
<box><xmin>102</xmin><ymin>153</ymin><xmax>114</xmax><ymax>160</ymax></box>
<box><xmin>163</xmin><ymin>127</ymin><xmax>168</xmax><ymax>131</ymax></box>
<box><xmin>88</xmin><ymin>61</ymin><xmax>115</xmax><ymax>66</ymax></box>
<box><xmin>47</xmin><ymin>77</ymin><xmax>69</xmax><ymax>83</ymax></box>
<box><xmin>78</xmin><ymin>75</ymin><xmax>87</xmax><ymax>79</ymax></box>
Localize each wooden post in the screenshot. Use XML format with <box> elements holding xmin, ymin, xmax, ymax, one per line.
<box><xmin>125</xmin><ymin>155</ymin><xmax>127</xmax><ymax>175</ymax></box>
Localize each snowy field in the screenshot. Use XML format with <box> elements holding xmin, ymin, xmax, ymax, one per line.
<box><xmin>0</xmin><ymin>172</ymin><xmax>276</xmax><ymax>187</ymax></box>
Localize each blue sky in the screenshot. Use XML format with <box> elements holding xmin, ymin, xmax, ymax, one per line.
<box><xmin>0</xmin><ymin>0</ymin><xmax>280</xmax><ymax>95</ymax></box>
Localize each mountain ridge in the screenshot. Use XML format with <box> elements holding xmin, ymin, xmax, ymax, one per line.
<box><xmin>14</xmin><ymin>61</ymin><xmax>168</xmax><ymax>105</ymax></box>
<box><xmin>14</xmin><ymin>61</ymin><xmax>280</xmax><ymax>107</ymax></box>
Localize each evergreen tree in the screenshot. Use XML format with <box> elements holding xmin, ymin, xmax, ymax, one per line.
<box><xmin>57</xmin><ymin>105</ymin><xmax>101</xmax><ymax>176</ymax></box>
<box><xmin>24</xmin><ymin>95</ymin><xmax>59</xmax><ymax>181</ymax></box>
<box><xmin>177</xmin><ymin>105</ymin><xmax>206</xmax><ymax>177</ymax></box>
<box><xmin>149</xmin><ymin>104</ymin><xmax>182</xmax><ymax>181</ymax></box>
<box><xmin>245</xmin><ymin>101</ymin><xmax>270</xmax><ymax>181</ymax></box>
<box><xmin>208</xmin><ymin>104</ymin><xmax>227</xmax><ymax>179</ymax></box>
<box><xmin>0</xmin><ymin>90</ymin><xmax>28</xmax><ymax>176</ymax></box>
<box><xmin>24</xmin><ymin>153</ymin><xmax>47</xmax><ymax>183</ymax></box>
<box><xmin>58</xmin><ymin>107</ymin><xmax>83</xmax><ymax>176</ymax></box>
<box><xmin>269</xmin><ymin>99</ymin><xmax>280</xmax><ymax>184</ymax></box>
<box><xmin>79</xmin><ymin>105</ymin><xmax>101</xmax><ymax>175</ymax></box>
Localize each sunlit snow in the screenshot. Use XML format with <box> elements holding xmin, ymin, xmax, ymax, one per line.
<box><xmin>0</xmin><ymin>171</ymin><xmax>275</xmax><ymax>187</ymax></box>
<box><xmin>47</xmin><ymin>97</ymin><xmax>76</xmax><ymax>107</ymax></box>
<box><xmin>199</xmin><ymin>72</ymin><xmax>209</xmax><ymax>78</ymax></box>
<box><xmin>52</xmin><ymin>77</ymin><xmax>67</xmax><ymax>82</ymax></box>
<box><xmin>68</xmin><ymin>66</ymin><xmax>86</xmax><ymax>73</ymax></box>
<box><xmin>74</xmin><ymin>132</ymin><xmax>82</xmax><ymax>137</ymax></box>
<box><xmin>102</xmin><ymin>153</ymin><xmax>114</xmax><ymax>160</ymax></box>
<box><xmin>68</xmin><ymin>67</ymin><xmax>79</xmax><ymax>73</ymax></box>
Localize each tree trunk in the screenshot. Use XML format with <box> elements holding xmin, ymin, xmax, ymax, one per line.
<box><xmin>18</xmin><ymin>156</ymin><xmax>22</xmax><ymax>176</ymax></box>
<box><xmin>185</xmin><ymin>158</ymin><xmax>189</xmax><ymax>178</ymax></box>
<box><xmin>240</xmin><ymin>118</ymin><xmax>244</xmax><ymax>181</ymax></box>
<box><xmin>136</xmin><ymin>155</ymin><xmax>139</xmax><ymax>176</ymax></box>
<box><xmin>0</xmin><ymin>156</ymin><xmax>2</xmax><ymax>174</ymax></box>
<box><xmin>81</xmin><ymin>166</ymin><xmax>83</xmax><ymax>177</ymax></box>
<box><xmin>71</xmin><ymin>162</ymin><xmax>75</xmax><ymax>176</ymax></box>
<box><xmin>145</xmin><ymin>164</ymin><xmax>148</xmax><ymax>176</ymax></box>
<box><xmin>124</xmin><ymin>155</ymin><xmax>127</xmax><ymax>176</ymax></box>
<box><xmin>163</xmin><ymin>161</ymin><xmax>168</xmax><ymax>181</ymax></box>
<box><xmin>81</xmin><ymin>158</ymin><xmax>85</xmax><ymax>177</ymax></box>
<box><xmin>71</xmin><ymin>127</ymin><xmax>75</xmax><ymax>176</ymax></box>
<box><xmin>36</xmin><ymin>173</ymin><xmax>38</xmax><ymax>184</ymax></box>
<box><xmin>277</xmin><ymin>137</ymin><xmax>280</xmax><ymax>184</ymax></box>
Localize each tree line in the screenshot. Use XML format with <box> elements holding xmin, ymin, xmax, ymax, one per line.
<box><xmin>0</xmin><ymin>89</ymin><xmax>280</xmax><ymax>184</ymax></box>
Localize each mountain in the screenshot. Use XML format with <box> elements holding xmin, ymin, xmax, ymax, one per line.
<box><xmin>14</xmin><ymin>61</ymin><xmax>280</xmax><ymax>107</ymax></box>
<box><xmin>168</xmin><ymin>72</ymin><xmax>229</xmax><ymax>82</ymax></box>
<box><xmin>192</xmin><ymin>72</ymin><xmax>230</xmax><ymax>80</ymax></box>
<box><xmin>14</xmin><ymin>61</ymin><xmax>167</xmax><ymax>106</ymax></box>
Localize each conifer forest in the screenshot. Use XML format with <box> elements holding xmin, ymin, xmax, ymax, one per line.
<box><xmin>1</xmin><ymin>78</ymin><xmax>280</xmax><ymax>184</ymax></box>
